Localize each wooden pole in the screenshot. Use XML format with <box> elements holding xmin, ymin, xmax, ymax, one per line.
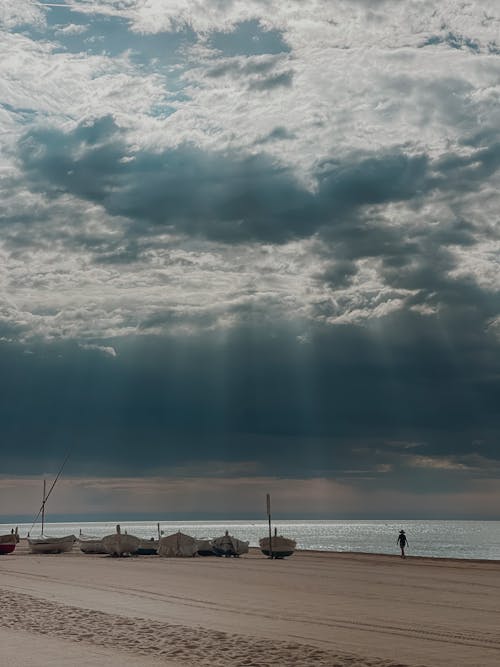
<box><xmin>41</xmin><ymin>479</ymin><xmax>46</xmax><ymax>536</ymax></box>
<box><xmin>266</xmin><ymin>493</ymin><xmax>273</xmax><ymax>559</ymax></box>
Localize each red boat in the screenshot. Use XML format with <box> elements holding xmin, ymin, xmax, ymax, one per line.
<box><xmin>0</xmin><ymin>528</ymin><xmax>19</xmax><ymax>555</ymax></box>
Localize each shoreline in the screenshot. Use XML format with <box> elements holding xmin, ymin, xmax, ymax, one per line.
<box><xmin>294</xmin><ymin>547</ymin><xmax>500</xmax><ymax>565</ymax></box>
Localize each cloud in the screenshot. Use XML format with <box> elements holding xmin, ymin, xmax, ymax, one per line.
<box><xmin>4</xmin><ymin>472</ymin><xmax>500</xmax><ymax>519</ymax></box>
<box><xmin>405</xmin><ymin>455</ymin><xmax>471</xmax><ymax>471</ymax></box>
<box><xmin>79</xmin><ymin>342</ymin><xmax>117</xmax><ymax>356</ymax></box>
<box><xmin>0</xmin><ymin>1</ymin><xmax>45</xmax><ymax>29</ymax></box>
<box><xmin>14</xmin><ymin>116</ymin><xmax>500</xmax><ymax>339</ymax></box>
<box><xmin>17</xmin><ymin>116</ymin><xmax>437</xmax><ymax>247</ymax></box>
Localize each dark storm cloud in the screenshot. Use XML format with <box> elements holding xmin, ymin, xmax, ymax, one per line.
<box><xmin>1</xmin><ymin>305</ymin><xmax>499</xmax><ymax>493</ymax></box>
<box><xmin>24</xmin><ymin>117</ymin><xmax>498</xmax><ymax>249</ymax></box>
<box><xmin>17</xmin><ymin>118</ymin><xmax>500</xmax><ymax>336</ymax></box>
<box><xmin>18</xmin><ymin>116</ymin><xmax>438</xmax><ymax>246</ymax></box>
<box><xmin>18</xmin><ymin>117</ymin><xmax>315</xmax><ymax>243</ymax></box>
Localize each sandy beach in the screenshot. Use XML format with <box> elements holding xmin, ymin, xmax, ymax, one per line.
<box><xmin>1</xmin><ymin>541</ymin><xmax>500</xmax><ymax>666</ymax></box>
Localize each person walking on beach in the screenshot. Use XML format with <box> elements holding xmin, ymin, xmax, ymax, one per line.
<box><xmin>397</xmin><ymin>530</ymin><xmax>408</xmax><ymax>558</ymax></box>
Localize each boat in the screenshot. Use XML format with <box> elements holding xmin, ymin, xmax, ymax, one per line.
<box><xmin>212</xmin><ymin>531</ymin><xmax>249</xmax><ymax>557</ymax></box>
<box><xmin>259</xmin><ymin>531</ymin><xmax>296</xmax><ymax>559</ymax></box>
<box><xmin>102</xmin><ymin>525</ymin><xmax>140</xmax><ymax>557</ymax></box>
<box><xmin>27</xmin><ymin>455</ymin><xmax>75</xmax><ymax>555</ymax></box>
<box><xmin>0</xmin><ymin>528</ymin><xmax>19</xmax><ymax>555</ymax></box>
<box><xmin>136</xmin><ymin>522</ymin><xmax>161</xmax><ymax>555</ymax></box>
<box><xmin>196</xmin><ymin>539</ymin><xmax>215</xmax><ymax>556</ymax></box>
<box><xmin>28</xmin><ymin>534</ymin><xmax>76</xmax><ymax>554</ymax></box>
<box><xmin>136</xmin><ymin>538</ymin><xmax>159</xmax><ymax>555</ymax></box>
<box><xmin>158</xmin><ymin>531</ymin><xmax>199</xmax><ymax>557</ymax></box>
<box><xmin>78</xmin><ymin>533</ymin><xmax>107</xmax><ymax>554</ymax></box>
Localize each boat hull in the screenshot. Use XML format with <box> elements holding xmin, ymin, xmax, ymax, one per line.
<box><xmin>79</xmin><ymin>538</ymin><xmax>107</xmax><ymax>554</ymax></box>
<box><xmin>0</xmin><ymin>532</ymin><xmax>18</xmax><ymax>555</ymax></box>
<box><xmin>158</xmin><ymin>532</ymin><xmax>199</xmax><ymax>557</ymax></box>
<box><xmin>136</xmin><ymin>539</ymin><xmax>159</xmax><ymax>555</ymax></box>
<box><xmin>28</xmin><ymin>535</ymin><xmax>76</xmax><ymax>554</ymax></box>
<box><xmin>212</xmin><ymin>534</ymin><xmax>249</xmax><ymax>557</ymax></box>
<box><xmin>196</xmin><ymin>540</ymin><xmax>215</xmax><ymax>556</ymax></box>
<box><xmin>260</xmin><ymin>548</ymin><xmax>295</xmax><ymax>559</ymax></box>
<box><xmin>102</xmin><ymin>533</ymin><xmax>140</xmax><ymax>556</ymax></box>
<box><xmin>259</xmin><ymin>536</ymin><xmax>296</xmax><ymax>559</ymax></box>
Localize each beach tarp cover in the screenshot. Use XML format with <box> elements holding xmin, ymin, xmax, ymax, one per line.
<box><xmin>158</xmin><ymin>531</ymin><xmax>198</xmax><ymax>557</ymax></box>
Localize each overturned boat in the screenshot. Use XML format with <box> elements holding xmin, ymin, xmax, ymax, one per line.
<box><xmin>0</xmin><ymin>528</ymin><xmax>19</xmax><ymax>555</ymax></box>
<box><xmin>259</xmin><ymin>532</ymin><xmax>296</xmax><ymax>559</ymax></box>
<box><xmin>28</xmin><ymin>534</ymin><xmax>76</xmax><ymax>554</ymax></box>
<box><xmin>212</xmin><ymin>531</ymin><xmax>249</xmax><ymax>557</ymax></box>
<box><xmin>158</xmin><ymin>531</ymin><xmax>199</xmax><ymax>557</ymax></box>
<box><xmin>102</xmin><ymin>525</ymin><xmax>140</xmax><ymax>557</ymax></box>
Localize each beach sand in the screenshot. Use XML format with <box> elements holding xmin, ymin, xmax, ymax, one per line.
<box><xmin>1</xmin><ymin>541</ymin><xmax>500</xmax><ymax>666</ymax></box>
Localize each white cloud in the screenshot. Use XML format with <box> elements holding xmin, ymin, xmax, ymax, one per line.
<box><xmin>79</xmin><ymin>342</ymin><xmax>117</xmax><ymax>356</ymax></box>
<box><xmin>0</xmin><ymin>0</ymin><xmax>46</xmax><ymax>29</ymax></box>
<box><xmin>54</xmin><ymin>23</ymin><xmax>88</xmax><ymax>35</ymax></box>
<box><xmin>406</xmin><ymin>454</ymin><xmax>470</xmax><ymax>471</ymax></box>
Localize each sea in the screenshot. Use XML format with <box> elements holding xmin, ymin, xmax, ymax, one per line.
<box><xmin>3</xmin><ymin>519</ymin><xmax>500</xmax><ymax>560</ymax></box>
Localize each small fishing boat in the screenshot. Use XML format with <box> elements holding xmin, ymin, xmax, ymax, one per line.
<box><xmin>102</xmin><ymin>525</ymin><xmax>140</xmax><ymax>557</ymax></box>
<box><xmin>78</xmin><ymin>533</ymin><xmax>107</xmax><ymax>554</ymax></box>
<box><xmin>136</xmin><ymin>538</ymin><xmax>159</xmax><ymax>555</ymax></box>
<box><xmin>28</xmin><ymin>466</ymin><xmax>76</xmax><ymax>554</ymax></box>
<box><xmin>212</xmin><ymin>531</ymin><xmax>249</xmax><ymax>557</ymax></box>
<box><xmin>28</xmin><ymin>534</ymin><xmax>76</xmax><ymax>554</ymax></box>
<box><xmin>196</xmin><ymin>539</ymin><xmax>215</xmax><ymax>556</ymax></box>
<box><xmin>158</xmin><ymin>531</ymin><xmax>199</xmax><ymax>557</ymax></box>
<box><xmin>136</xmin><ymin>522</ymin><xmax>161</xmax><ymax>555</ymax></box>
<box><xmin>259</xmin><ymin>531</ymin><xmax>296</xmax><ymax>559</ymax></box>
<box><xmin>0</xmin><ymin>528</ymin><xmax>19</xmax><ymax>555</ymax></box>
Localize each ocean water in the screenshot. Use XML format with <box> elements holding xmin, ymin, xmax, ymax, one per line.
<box><xmin>3</xmin><ymin>519</ymin><xmax>500</xmax><ymax>560</ymax></box>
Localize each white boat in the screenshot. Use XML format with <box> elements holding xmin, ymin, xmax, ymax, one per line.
<box><xmin>28</xmin><ymin>456</ymin><xmax>73</xmax><ymax>555</ymax></box>
<box><xmin>0</xmin><ymin>528</ymin><xmax>19</xmax><ymax>555</ymax></box>
<box><xmin>102</xmin><ymin>525</ymin><xmax>140</xmax><ymax>557</ymax></box>
<box><xmin>78</xmin><ymin>533</ymin><xmax>107</xmax><ymax>554</ymax></box>
<box><xmin>259</xmin><ymin>534</ymin><xmax>296</xmax><ymax>559</ymax></box>
<box><xmin>212</xmin><ymin>531</ymin><xmax>249</xmax><ymax>557</ymax></box>
<box><xmin>28</xmin><ymin>534</ymin><xmax>76</xmax><ymax>554</ymax></box>
<box><xmin>158</xmin><ymin>531</ymin><xmax>199</xmax><ymax>557</ymax></box>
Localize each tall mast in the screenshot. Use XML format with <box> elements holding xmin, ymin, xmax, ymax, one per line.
<box><xmin>41</xmin><ymin>479</ymin><xmax>46</xmax><ymax>536</ymax></box>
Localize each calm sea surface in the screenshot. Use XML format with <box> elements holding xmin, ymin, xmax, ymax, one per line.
<box><xmin>3</xmin><ymin>519</ymin><xmax>500</xmax><ymax>560</ymax></box>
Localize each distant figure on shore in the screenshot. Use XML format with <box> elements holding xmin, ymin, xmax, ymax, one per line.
<box><xmin>397</xmin><ymin>530</ymin><xmax>408</xmax><ymax>558</ymax></box>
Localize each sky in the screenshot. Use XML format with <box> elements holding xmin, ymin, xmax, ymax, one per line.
<box><xmin>0</xmin><ymin>0</ymin><xmax>499</xmax><ymax>521</ymax></box>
